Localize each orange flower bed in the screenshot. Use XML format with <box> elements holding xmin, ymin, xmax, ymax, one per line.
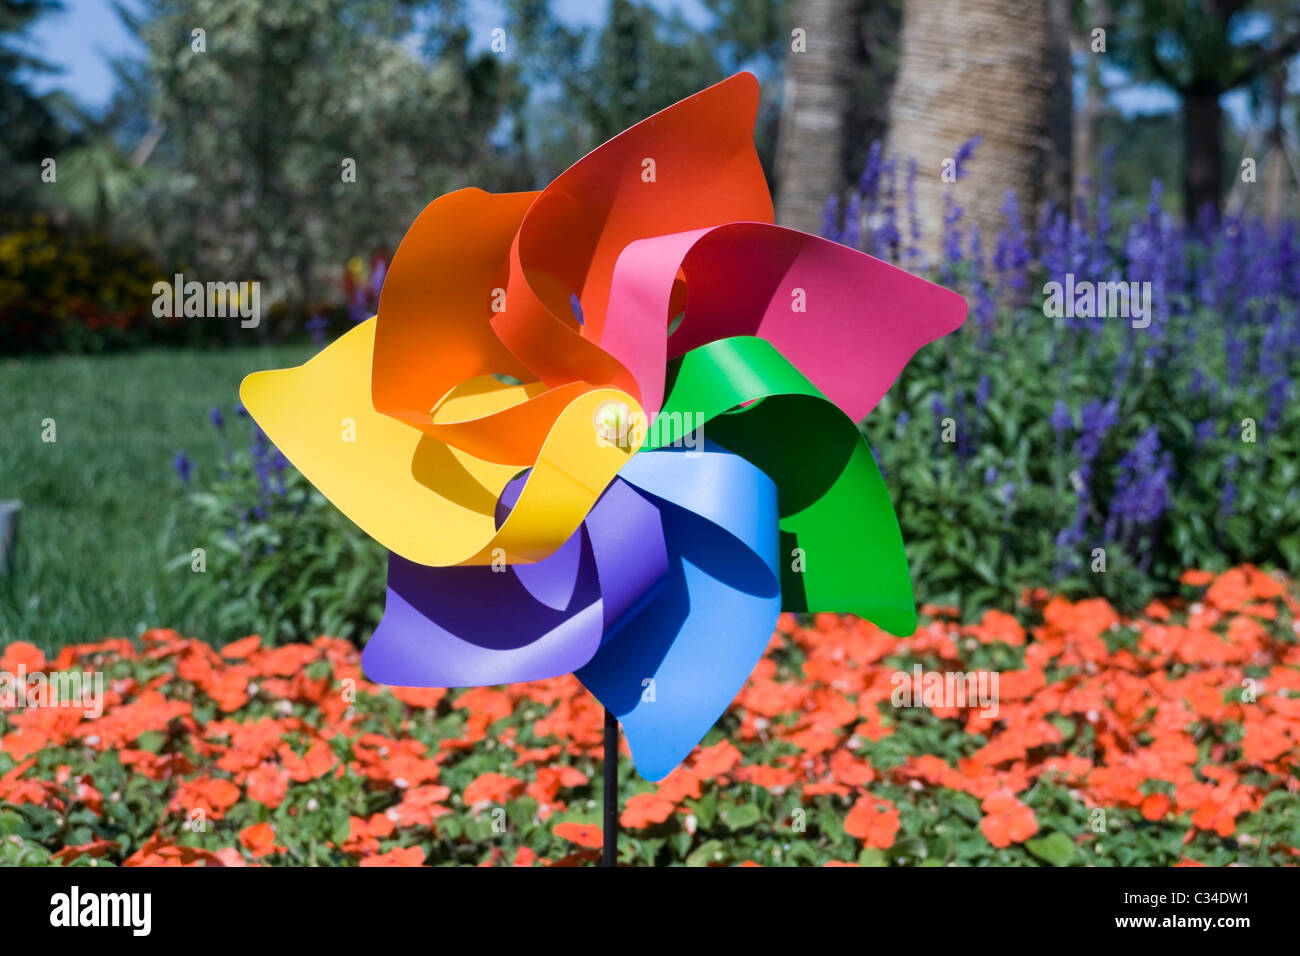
<box><xmin>1</xmin><ymin>565</ymin><xmax>1297</xmax><ymax>866</ymax></box>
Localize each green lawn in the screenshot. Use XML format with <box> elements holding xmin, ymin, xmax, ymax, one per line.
<box><xmin>0</xmin><ymin>345</ymin><xmax>312</xmax><ymax>653</ymax></box>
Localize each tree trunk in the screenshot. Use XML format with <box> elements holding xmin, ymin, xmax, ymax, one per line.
<box><xmin>1072</xmin><ymin>0</ymin><xmax>1111</xmax><ymax>196</ymax></box>
<box><xmin>1260</xmin><ymin>65</ymin><xmax>1288</xmax><ymax>224</ymax></box>
<box><xmin>1073</xmin><ymin>53</ymin><xmax>1100</xmax><ymax>196</ymax></box>
<box><xmin>774</xmin><ymin>0</ymin><xmax>857</xmax><ymax>233</ymax></box>
<box><xmin>1183</xmin><ymin>86</ymin><xmax>1223</xmax><ymax>221</ymax></box>
<box><xmin>885</xmin><ymin>0</ymin><xmax>1073</xmax><ymax>261</ymax></box>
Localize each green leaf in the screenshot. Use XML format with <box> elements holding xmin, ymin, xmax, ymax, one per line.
<box><xmin>1025</xmin><ymin>831</ymin><xmax>1078</xmax><ymax>866</ymax></box>
<box><xmin>857</xmin><ymin>847</ymin><xmax>887</xmax><ymax>867</ymax></box>
<box><xmin>718</xmin><ymin>803</ymin><xmax>761</xmax><ymax>831</ymax></box>
<box><xmin>135</xmin><ymin>731</ymin><xmax>167</xmax><ymax>754</ymax></box>
<box><xmin>686</xmin><ymin>791</ymin><xmax>717</xmax><ymax>830</ymax></box>
<box><xmin>685</xmin><ymin>839</ymin><xmax>727</xmax><ymax>867</ymax></box>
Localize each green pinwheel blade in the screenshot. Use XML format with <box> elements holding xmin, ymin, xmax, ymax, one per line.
<box><xmin>646</xmin><ymin>336</ymin><xmax>916</xmax><ymax>636</ymax></box>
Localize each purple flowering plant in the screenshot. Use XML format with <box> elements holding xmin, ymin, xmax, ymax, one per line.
<box><xmin>171</xmin><ymin>400</ymin><xmax>385</xmax><ymax>642</ymax></box>
<box><xmin>826</xmin><ymin>139</ymin><xmax>1300</xmax><ymax>613</ymax></box>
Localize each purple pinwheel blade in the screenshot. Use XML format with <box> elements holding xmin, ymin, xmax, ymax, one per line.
<box><xmin>362</xmin><ymin>477</ymin><xmax>668</xmax><ymax>687</ymax></box>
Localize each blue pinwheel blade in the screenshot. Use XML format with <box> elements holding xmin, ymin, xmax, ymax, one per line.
<box><xmin>578</xmin><ymin>442</ymin><xmax>781</xmax><ymax>780</ymax></box>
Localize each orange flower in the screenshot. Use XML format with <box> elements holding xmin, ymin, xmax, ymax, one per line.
<box><xmin>1205</xmin><ymin>567</ymin><xmax>1256</xmax><ymax>612</ymax></box>
<box><xmin>527</xmin><ymin>765</ymin><xmax>589</xmax><ymax>805</ymax></box>
<box><xmin>170</xmin><ymin>776</ymin><xmax>241</xmax><ymax>820</ymax></box>
<box><xmin>463</xmin><ymin>772</ymin><xmax>524</xmax><ymax>805</ymax></box>
<box><xmin>513</xmin><ymin>846</ymin><xmax>537</xmax><ymax>867</ymax></box>
<box><xmin>390</xmin><ymin>785</ymin><xmax>453</xmax><ymax>827</ymax></box>
<box><xmin>0</xmin><ymin>641</ymin><xmax>45</xmax><ymax>674</ymax></box>
<box><xmin>389</xmin><ymin>686</ymin><xmax>447</xmax><ymax>709</ymax></box>
<box><xmin>979</xmin><ymin>789</ymin><xmax>1038</xmax><ymax>848</ymax></box>
<box><xmin>243</xmin><ymin>763</ymin><xmax>290</xmax><ymax>808</ymax></box>
<box><xmin>239</xmin><ymin>822</ymin><xmax>286</xmax><ymax>859</ymax></box>
<box><xmin>553</xmin><ymin>821</ymin><xmax>604</xmax><ymax>849</ymax></box>
<box><xmin>844</xmin><ymin>796</ymin><xmax>900</xmax><ymax>849</ymax></box>
<box><xmin>360</xmin><ymin>846</ymin><xmax>425</xmax><ymax>867</ymax></box>
<box><xmin>453</xmin><ymin>687</ymin><xmax>513</xmax><ymax>723</ymax></box>
<box><xmin>969</xmin><ymin>608</ymin><xmax>1026</xmax><ymax>646</ymax></box>
<box><xmin>278</xmin><ymin>739</ymin><xmax>337</xmax><ymax>782</ymax></box>
<box><xmin>341</xmin><ymin>814</ymin><xmax>397</xmax><ymax>856</ymax></box>
<box><xmin>621</xmin><ymin>792</ymin><xmax>677</xmax><ymax>829</ymax></box>
<box><xmin>691</xmin><ymin>739</ymin><xmax>742</xmax><ymax>779</ymax></box>
<box><xmin>220</xmin><ymin>635</ymin><xmax>263</xmax><ymax>659</ymax></box>
<box><xmin>829</xmin><ymin>749</ymin><xmax>876</xmax><ymax>787</ymax></box>
<box><xmin>654</xmin><ymin>766</ymin><xmax>702</xmax><ymax>803</ymax></box>
<box><xmin>254</xmin><ymin>644</ymin><xmax>320</xmax><ymax>677</ymax></box>
<box><xmin>1140</xmin><ymin>793</ymin><xmax>1170</xmax><ymax>821</ymax></box>
<box><xmin>51</xmin><ymin>839</ymin><xmax>118</xmax><ymax>864</ymax></box>
<box><xmin>125</xmin><ymin>831</ymin><xmax>230</xmax><ymax>867</ymax></box>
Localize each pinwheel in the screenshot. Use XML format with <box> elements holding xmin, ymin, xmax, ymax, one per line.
<box><xmin>240</xmin><ymin>73</ymin><xmax>965</xmax><ymax>839</ymax></box>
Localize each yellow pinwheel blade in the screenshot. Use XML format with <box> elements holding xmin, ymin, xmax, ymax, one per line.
<box><xmin>239</xmin><ymin>319</ymin><xmax>641</xmax><ymax>566</ymax></box>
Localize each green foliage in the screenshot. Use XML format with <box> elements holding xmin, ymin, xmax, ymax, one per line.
<box><xmin>1107</xmin><ymin>0</ymin><xmax>1300</xmax><ymax>94</ymax></box>
<box><xmin>576</xmin><ymin>0</ymin><xmax>724</xmax><ymax>145</ymax></box>
<box><xmin>0</xmin><ymin>0</ymin><xmax>71</xmax><ymax>209</ymax></box>
<box><xmin>864</xmin><ymin>296</ymin><xmax>1300</xmax><ymax>619</ymax></box>
<box><xmin>116</xmin><ymin>0</ymin><xmax>526</xmax><ymax>311</ymax></box>
<box><xmin>0</xmin><ymin>213</ymin><xmax>176</xmax><ymax>354</ymax></box>
<box><xmin>172</xmin><ymin>436</ymin><xmax>385</xmax><ymax>644</ymax></box>
<box><xmin>0</xmin><ymin>343</ymin><xmax>310</xmax><ymax>649</ymax></box>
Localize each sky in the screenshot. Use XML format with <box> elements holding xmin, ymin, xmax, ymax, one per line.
<box><xmin>23</xmin><ymin>0</ymin><xmax>139</xmax><ymax>108</ymax></box>
<box><xmin>20</xmin><ymin>0</ymin><xmax>1265</xmax><ymax>127</ymax></box>
<box><xmin>21</xmin><ymin>0</ymin><xmax>713</xmax><ymax>109</ymax></box>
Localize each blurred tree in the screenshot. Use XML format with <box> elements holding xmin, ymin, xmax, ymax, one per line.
<box><xmin>1071</xmin><ymin>0</ymin><xmax>1115</xmax><ymax>197</ymax></box>
<box><xmin>1109</xmin><ymin>0</ymin><xmax>1300</xmax><ymax>220</ymax></box>
<box><xmin>693</xmin><ymin>0</ymin><xmax>793</xmax><ymax>182</ymax></box>
<box><xmin>580</xmin><ymin>0</ymin><xmax>723</xmax><ymax>144</ymax></box>
<box><xmin>1253</xmin><ymin>62</ymin><xmax>1297</xmax><ymax>222</ymax></box>
<box><xmin>117</xmin><ymin>0</ymin><xmax>524</xmax><ymax>320</ymax></box>
<box><xmin>1225</xmin><ymin>59</ymin><xmax>1299</xmax><ymax>222</ymax></box>
<box><xmin>771</xmin><ymin>0</ymin><xmax>901</xmax><ymax>232</ymax></box>
<box><xmin>0</xmin><ymin>0</ymin><xmax>71</xmax><ymax>208</ymax></box>
<box><xmin>773</xmin><ymin>0</ymin><xmax>857</xmax><ymax>232</ymax></box>
<box><xmin>502</xmin><ymin>0</ymin><xmax>723</xmax><ymax>183</ymax></box>
<box><xmin>885</xmin><ymin>0</ymin><xmax>1073</xmax><ymax>257</ymax></box>
<box><xmin>50</xmin><ymin>139</ymin><xmax>148</xmax><ymax>229</ymax></box>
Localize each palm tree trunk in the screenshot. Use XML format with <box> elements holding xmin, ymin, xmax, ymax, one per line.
<box><xmin>774</xmin><ymin>0</ymin><xmax>857</xmax><ymax>234</ymax></box>
<box><xmin>885</xmin><ymin>0</ymin><xmax>1073</xmax><ymax>260</ymax></box>
<box><xmin>1072</xmin><ymin>0</ymin><xmax>1111</xmax><ymax>196</ymax></box>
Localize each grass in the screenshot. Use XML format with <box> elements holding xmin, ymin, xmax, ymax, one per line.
<box><xmin>0</xmin><ymin>344</ymin><xmax>312</xmax><ymax>653</ymax></box>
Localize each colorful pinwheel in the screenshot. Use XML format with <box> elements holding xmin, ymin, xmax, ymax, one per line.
<box><xmin>240</xmin><ymin>73</ymin><xmax>966</xmax><ymax>782</ymax></box>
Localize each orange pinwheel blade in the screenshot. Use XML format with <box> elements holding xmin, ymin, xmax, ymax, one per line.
<box><xmin>493</xmin><ymin>72</ymin><xmax>774</xmax><ymax>393</ymax></box>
